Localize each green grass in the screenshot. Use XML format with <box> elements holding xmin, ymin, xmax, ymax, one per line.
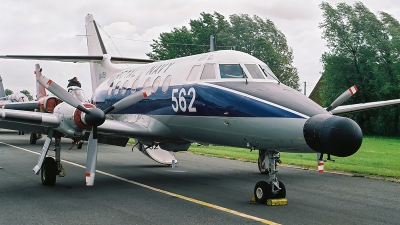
<box><xmin>188</xmin><ymin>136</ymin><xmax>400</xmax><ymax>180</ymax></box>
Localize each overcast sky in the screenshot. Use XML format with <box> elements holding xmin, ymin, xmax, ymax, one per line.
<box><xmin>0</xmin><ymin>0</ymin><xmax>399</xmax><ymax>97</ymax></box>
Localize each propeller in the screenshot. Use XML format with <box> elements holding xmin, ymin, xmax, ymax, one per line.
<box><xmin>317</xmin><ymin>85</ymin><xmax>358</xmax><ymax>172</ymax></box>
<box><xmin>37</xmin><ymin>75</ymin><xmax>154</xmax><ymax>185</ymax></box>
<box><xmin>326</xmin><ymin>85</ymin><xmax>358</xmax><ymax>112</ymax></box>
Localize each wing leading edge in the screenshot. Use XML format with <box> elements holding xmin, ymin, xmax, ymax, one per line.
<box><xmin>331</xmin><ymin>99</ymin><xmax>400</xmax><ymax>115</ymax></box>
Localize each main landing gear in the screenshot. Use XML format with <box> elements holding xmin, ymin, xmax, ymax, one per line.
<box><xmin>30</xmin><ymin>133</ymin><xmax>42</xmax><ymax>144</ymax></box>
<box><xmin>33</xmin><ymin>129</ymin><xmax>66</xmax><ymax>186</ymax></box>
<box><xmin>254</xmin><ymin>150</ymin><xmax>286</xmax><ymax>204</ymax></box>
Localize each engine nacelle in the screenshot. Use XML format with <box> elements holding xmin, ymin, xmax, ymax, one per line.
<box><xmin>53</xmin><ymin>102</ymin><xmax>96</xmax><ymax>137</ymax></box>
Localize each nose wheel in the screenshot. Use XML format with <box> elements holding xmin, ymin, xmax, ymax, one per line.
<box><xmin>254</xmin><ymin>150</ymin><xmax>286</xmax><ymax>204</ymax></box>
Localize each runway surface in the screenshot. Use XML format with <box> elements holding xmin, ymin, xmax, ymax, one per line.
<box><xmin>0</xmin><ymin>130</ymin><xmax>399</xmax><ymax>225</ymax></box>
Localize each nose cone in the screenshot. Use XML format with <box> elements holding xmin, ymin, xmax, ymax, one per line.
<box><xmin>303</xmin><ymin>114</ymin><xmax>362</xmax><ymax>157</ymax></box>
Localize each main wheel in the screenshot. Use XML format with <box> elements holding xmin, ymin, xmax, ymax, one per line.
<box><xmin>30</xmin><ymin>133</ymin><xmax>37</xmax><ymax>144</ymax></box>
<box><xmin>41</xmin><ymin>157</ymin><xmax>57</xmax><ymax>186</ymax></box>
<box><xmin>254</xmin><ymin>181</ymin><xmax>273</xmax><ymax>204</ymax></box>
<box><xmin>274</xmin><ymin>180</ymin><xmax>286</xmax><ymax>198</ymax></box>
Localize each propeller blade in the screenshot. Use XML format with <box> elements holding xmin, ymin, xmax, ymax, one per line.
<box><xmin>104</xmin><ymin>87</ymin><xmax>154</xmax><ymax>114</ymax></box>
<box><xmin>326</xmin><ymin>85</ymin><xmax>358</xmax><ymax>112</ymax></box>
<box><xmin>85</xmin><ymin>126</ymin><xmax>98</xmax><ymax>186</ymax></box>
<box><xmin>37</xmin><ymin>75</ymin><xmax>90</xmax><ymax>114</ymax></box>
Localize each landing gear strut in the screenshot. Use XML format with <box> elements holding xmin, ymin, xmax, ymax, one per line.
<box><xmin>254</xmin><ymin>150</ymin><xmax>286</xmax><ymax>204</ymax></box>
<box><xmin>33</xmin><ymin>129</ymin><xmax>66</xmax><ymax>186</ymax></box>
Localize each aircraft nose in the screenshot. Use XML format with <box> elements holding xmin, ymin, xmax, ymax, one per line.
<box><xmin>303</xmin><ymin>114</ymin><xmax>362</xmax><ymax>157</ymax></box>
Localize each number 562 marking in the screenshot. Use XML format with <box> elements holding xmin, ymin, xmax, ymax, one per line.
<box><xmin>172</xmin><ymin>87</ymin><xmax>197</xmax><ymax>112</ymax></box>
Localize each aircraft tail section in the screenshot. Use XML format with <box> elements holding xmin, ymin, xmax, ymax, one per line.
<box><xmin>85</xmin><ymin>14</ymin><xmax>122</xmax><ymax>93</ymax></box>
<box><xmin>0</xmin><ymin>74</ymin><xmax>6</xmax><ymax>98</ymax></box>
<box><xmin>35</xmin><ymin>64</ymin><xmax>47</xmax><ymax>99</ymax></box>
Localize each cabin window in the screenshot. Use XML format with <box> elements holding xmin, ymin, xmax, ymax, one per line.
<box><xmin>152</xmin><ymin>76</ymin><xmax>161</xmax><ymax>92</ymax></box>
<box><xmin>186</xmin><ymin>65</ymin><xmax>201</xmax><ymax>81</ymax></box>
<box><xmin>121</xmin><ymin>80</ymin><xmax>130</xmax><ymax>95</ymax></box>
<box><xmin>200</xmin><ymin>64</ymin><xmax>216</xmax><ymax>80</ymax></box>
<box><xmin>143</xmin><ymin>77</ymin><xmax>151</xmax><ymax>88</ymax></box>
<box><xmin>107</xmin><ymin>81</ymin><xmax>114</xmax><ymax>96</ymax></box>
<box><xmin>245</xmin><ymin>64</ymin><xmax>265</xmax><ymax>79</ymax></box>
<box><xmin>162</xmin><ymin>75</ymin><xmax>172</xmax><ymax>94</ymax></box>
<box><xmin>131</xmin><ymin>79</ymin><xmax>139</xmax><ymax>94</ymax></box>
<box><xmin>114</xmin><ymin>81</ymin><xmax>122</xmax><ymax>96</ymax></box>
<box><xmin>259</xmin><ymin>65</ymin><xmax>279</xmax><ymax>81</ymax></box>
<box><xmin>219</xmin><ymin>64</ymin><xmax>247</xmax><ymax>78</ymax></box>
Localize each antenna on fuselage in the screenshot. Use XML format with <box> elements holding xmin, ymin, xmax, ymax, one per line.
<box><xmin>210</xmin><ymin>35</ymin><xmax>217</xmax><ymax>52</ymax></box>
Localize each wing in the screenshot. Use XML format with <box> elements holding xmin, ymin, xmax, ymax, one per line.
<box><xmin>331</xmin><ymin>99</ymin><xmax>400</xmax><ymax>115</ymax></box>
<box><xmin>0</xmin><ymin>55</ymin><xmax>155</xmax><ymax>64</ymax></box>
<box><xmin>0</xmin><ymin>108</ymin><xmax>154</xmax><ymax>139</ymax></box>
<box><xmin>0</xmin><ymin>108</ymin><xmax>60</xmax><ymax>134</ymax></box>
<box><xmin>2</xmin><ymin>102</ymin><xmax>40</xmax><ymax>111</ymax></box>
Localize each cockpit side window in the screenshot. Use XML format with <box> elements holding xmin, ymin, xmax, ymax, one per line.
<box><xmin>245</xmin><ymin>64</ymin><xmax>265</xmax><ymax>79</ymax></box>
<box><xmin>187</xmin><ymin>65</ymin><xmax>201</xmax><ymax>81</ymax></box>
<box><xmin>219</xmin><ymin>64</ymin><xmax>247</xmax><ymax>79</ymax></box>
<box><xmin>259</xmin><ymin>65</ymin><xmax>280</xmax><ymax>81</ymax></box>
<box><xmin>200</xmin><ymin>64</ymin><xmax>216</xmax><ymax>80</ymax></box>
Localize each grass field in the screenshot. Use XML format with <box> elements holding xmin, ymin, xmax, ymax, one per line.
<box><xmin>188</xmin><ymin>136</ymin><xmax>400</xmax><ymax>180</ymax></box>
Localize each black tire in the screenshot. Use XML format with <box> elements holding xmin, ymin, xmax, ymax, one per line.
<box><xmin>41</xmin><ymin>157</ymin><xmax>57</xmax><ymax>186</ymax></box>
<box><xmin>274</xmin><ymin>180</ymin><xmax>286</xmax><ymax>199</ymax></box>
<box><xmin>30</xmin><ymin>133</ymin><xmax>37</xmax><ymax>144</ymax></box>
<box><xmin>77</xmin><ymin>141</ymin><xmax>83</xmax><ymax>149</ymax></box>
<box><xmin>254</xmin><ymin>181</ymin><xmax>273</xmax><ymax>204</ymax></box>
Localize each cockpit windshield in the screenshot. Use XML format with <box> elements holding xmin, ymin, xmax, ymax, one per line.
<box><xmin>68</xmin><ymin>88</ymin><xmax>88</xmax><ymax>103</ymax></box>
<box><xmin>219</xmin><ymin>64</ymin><xmax>247</xmax><ymax>79</ymax></box>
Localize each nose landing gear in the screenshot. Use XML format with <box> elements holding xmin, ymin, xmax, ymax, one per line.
<box><xmin>254</xmin><ymin>150</ymin><xmax>286</xmax><ymax>204</ymax></box>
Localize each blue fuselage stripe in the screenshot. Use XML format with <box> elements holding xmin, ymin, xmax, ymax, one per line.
<box><xmin>93</xmin><ymin>84</ymin><xmax>305</xmax><ymax>118</ymax></box>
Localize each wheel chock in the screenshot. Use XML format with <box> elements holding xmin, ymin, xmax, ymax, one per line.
<box><xmin>267</xmin><ymin>198</ymin><xmax>287</xmax><ymax>206</ymax></box>
<box><xmin>250</xmin><ymin>196</ymin><xmax>288</xmax><ymax>206</ymax></box>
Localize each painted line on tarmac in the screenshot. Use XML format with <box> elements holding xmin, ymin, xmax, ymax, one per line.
<box><xmin>1</xmin><ymin>142</ymin><xmax>281</xmax><ymax>225</ymax></box>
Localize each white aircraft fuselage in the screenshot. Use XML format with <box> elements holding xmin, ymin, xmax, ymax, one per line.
<box><xmin>91</xmin><ymin>50</ymin><xmax>361</xmax><ymax>157</ymax></box>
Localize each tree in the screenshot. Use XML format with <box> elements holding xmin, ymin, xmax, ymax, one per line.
<box><xmin>5</xmin><ymin>89</ymin><xmax>13</xmax><ymax>95</ymax></box>
<box><xmin>147</xmin><ymin>12</ymin><xmax>300</xmax><ymax>90</ymax></box>
<box><xmin>319</xmin><ymin>2</ymin><xmax>400</xmax><ymax>136</ymax></box>
<box><xmin>20</xmin><ymin>90</ymin><xmax>33</xmax><ymax>101</ymax></box>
